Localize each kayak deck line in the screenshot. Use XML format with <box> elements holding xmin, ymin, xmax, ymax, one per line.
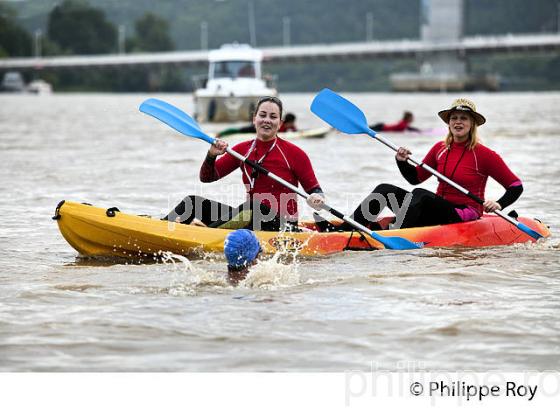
<box><xmin>54</xmin><ymin>201</ymin><xmax>551</xmax><ymax>260</ymax></box>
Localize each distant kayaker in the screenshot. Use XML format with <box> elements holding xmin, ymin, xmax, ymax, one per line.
<box><xmin>321</xmin><ymin>98</ymin><xmax>523</xmax><ymax>231</ymax></box>
<box><xmin>278</xmin><ymin>112</ymin><xmax>297</xmax><ymax>132</ymax></box>
<box><xmin>164</xmin><ymin>96</ymin><xmax>325</xmax><ymax>231</ymax></box>
<box><xmin>369</xmin><ymin>111</ymin><xmax>420</xmax><ymax>133</ymax></box>
<box><xmin>224</xmin><ymin>229</ymin><xmax>261</xmax><ymax>284</ymax></box>
<box><xmin>217</xmin><ymin>112</ymin><xmax>297</xmax><ymax>137</ymax></box>
<box><xmin>216</xmin><ymin>123</ymin><xmax>256</xmax><ymax>137</ymax></box>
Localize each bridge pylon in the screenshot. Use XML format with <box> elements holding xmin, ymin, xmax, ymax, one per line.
<box><xmin>391</xmin><ymin>0</ymin><xmax>499</xmax><ymax>91</ymax></box>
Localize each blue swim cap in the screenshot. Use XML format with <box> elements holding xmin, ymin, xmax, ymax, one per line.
<box><xmin>224</xmin><ymin>229</ymin><xmax>262</xmax><ymax>268</ymax></box>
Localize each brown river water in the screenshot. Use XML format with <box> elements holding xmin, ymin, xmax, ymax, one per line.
<box><xmin>0</xmin><ymin>92</ymin><xmax>559</xmax><ymax>371</ymax></box>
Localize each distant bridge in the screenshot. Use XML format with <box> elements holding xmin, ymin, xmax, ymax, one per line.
<box><xmin>1</xmin><ymin>33</ymin><xmax>559</xmax><ymax>71</ymax></box>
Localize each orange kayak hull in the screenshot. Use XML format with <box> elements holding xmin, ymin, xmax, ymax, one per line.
<box><xmin>54</xmin><ymin>201</ymin><xmax>551</xmax><ymax>259</ymax></box>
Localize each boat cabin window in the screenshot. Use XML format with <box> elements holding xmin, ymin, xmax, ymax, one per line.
<box><xmin>211</xmin><ymin>61</ymin><xmax>257</xmax><ymax>79</ymax></box>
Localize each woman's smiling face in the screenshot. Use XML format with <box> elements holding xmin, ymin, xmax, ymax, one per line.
<box><xmin>448</xmin><ymin>111</ymin><xmax>473</xmax><ymax>142</ymax></box>
<box><xmin>253</xmin><ymin>101</ymin><xmax>281</xmax><ymax>141</ymax></box>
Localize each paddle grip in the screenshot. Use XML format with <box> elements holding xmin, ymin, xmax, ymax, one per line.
<box><xmin>243</xmin><ymin>158</ymin><xmax>269</xmax><ymax>176</ymax></box>
<box><xmin>325</xmin><ymin>207</ymin><xmax>345</xmax><ymax>220</ymax></box>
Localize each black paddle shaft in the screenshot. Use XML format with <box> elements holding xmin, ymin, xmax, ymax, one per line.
<box><xmin>243</xmin><ymin>155</ymin><xmax>347</xmax><ymax>220</ymax></box>
<box><xmin>244</xmin><ymin>158</ymin><xmax>269</xmax><ymax>177</ymax></box>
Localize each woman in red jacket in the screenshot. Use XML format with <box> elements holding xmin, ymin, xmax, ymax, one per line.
<box><xmin>369</xmin><ymin>111</ymin><xmax>419</xmax><ymax>132</ymax></box>
<box><xmin>164</xmin><ymin>97</ymin><xmax>325</xmax><ymax>231</ymax></box>
<box><xmin>327</xmin><ymin>98</ymin><xmax>523</xmax><ymax>231</ymax></box>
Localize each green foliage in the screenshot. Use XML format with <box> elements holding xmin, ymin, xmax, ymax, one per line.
<box><xmin>39</xmin><ymin>2</ymin><xmax>181</xmax><ymax>91</ymax></box>
<box><xmin>130</xmin><ymin>13</ymin><xmax>174</xmax><ymax>52</ymax></box>
<box><xmin>465</xmin><ymin>0</ymin><xmax>558</xmax><ymax>35</ymax></box>
<box><xmin>269</xmin><ymin>59</ymin><xmax>418</xmax><ymax>92</ymax></box>
<box><xmin>3</xmin><ymin>0</ymin><xmax>560</xmax><ymax>91</ymax></box>
<box><xmin>112</xmin><ymin>12</ymin><xmax>179</xmax><ymax>91</ymax></box>
<box><xmin>0</xmin><ymin>4</ymin><xmax>32</xmax><ymax>57</ymax></box>
<box><xmin>47</xmin><ymin>0</ymin><xmax>117</xmax><ymax>54</ymax></box>
<box><xmin>9</xmin><ymin>0</ymin><xmax>559</xmax><ymax>49</ymax></box>
<box><xmin>162</xmin><ymin>0</ymin><xmax>420</xmax><ymax>50</ymax></box>
<box><xmin>469</xmin><ymin>51</ymin><xmax>560</xmax><ymax>90</ymax></box>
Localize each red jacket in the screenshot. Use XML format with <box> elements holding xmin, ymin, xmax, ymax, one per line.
<box><xmin>415</xmin><ymin>141</ymin><xmax>521</xmax><ymax>216</ymax></box>
<box><xmin>279</xmin><ymin>123</ymin><xmax>297</xmax><ymax>132</ymax></box>
<box><xmin>382</xmin><ymin>120</ymin><xmax>410</xmax><ymax>132</ymax></box>
<box><xmin>200</xmin><ymin>137</ymin><xmax>320</xmax><ymax>219</ymax></box>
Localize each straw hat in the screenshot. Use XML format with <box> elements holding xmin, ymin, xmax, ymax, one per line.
<box><xmin>438</xmin><ymin>98</ymin><xmax>486</xmax><ymax>126</ymax></box>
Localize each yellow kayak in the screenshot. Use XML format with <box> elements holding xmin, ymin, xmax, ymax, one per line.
<box><xmin>54</xmin><ymin>201</ymin><xmax>551</xmax><ymax>259</ymax></box>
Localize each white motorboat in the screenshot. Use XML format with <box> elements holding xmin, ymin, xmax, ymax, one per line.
<box><xmin>27</xmin><ymin>79</ymin><xmax>53</xmax><ymax>94</ymax></box>
<box><xmin>193</xmin><ymin>43</ymin><xmax>277</xmax><ymax>122</ymax></box>
<box><xmin>1</xmin><ymin>71</ymin><xmax>25</xmax><ymax>92</ymax></box>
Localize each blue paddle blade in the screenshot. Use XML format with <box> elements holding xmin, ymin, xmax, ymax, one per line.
<box><xmin>371</xmin><ymin>232</ymin><xmax>422</xmax><ymax>250</ymax></box>
<box><xmin>311</xmin><ymin>88</ymin><xmax>374</xmax><ymax>135</ymax></box>
<box><xmin>143</xmin><ymin>98</ymin><xmax>201</xmax><ymax>130</ymax></box>
<box><xmin>139</xmin><ymin>98</ymin><xmax>213</xmax><ymax>144</ymax></box>
<box><xmin>517</xmin><ymin>222</ymin><xmax>543</xmax><ymax>240</ymax></box>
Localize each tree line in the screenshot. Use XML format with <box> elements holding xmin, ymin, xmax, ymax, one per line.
<box><xmin>1</xmin><ymin>0</ymin><xmax>559</xmax><ymax>91</ymax></box>
<box><xmin>0</xmin><ymin>0</ymin><xmax>184</xmax><ymax>91</ymax></box>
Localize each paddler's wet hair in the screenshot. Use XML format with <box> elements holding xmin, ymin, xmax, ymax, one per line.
<box><xmin>284</xmin><ymin>112</ymin><xmax>296</xmax><ymax>123</ymax></box>
<box><xmin>254</xmin><ymin>96</ymin><xmax>283</xmax><ymax>118</ymax></box>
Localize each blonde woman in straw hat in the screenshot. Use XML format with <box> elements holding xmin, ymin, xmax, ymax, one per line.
<box><xmin>318</xmin><ymin>98</ymin><xmax>523</xmax><ymax>231</ymax></box>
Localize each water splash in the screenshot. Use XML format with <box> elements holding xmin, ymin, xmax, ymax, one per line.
<box><xmin>158</xmin><ymin>243</ymin><xmax>304</xmax><ymax>292</ymax></box>
<box><xmin>509</xmin><ymin>236</ymin><xmax>560</xmax><ymax>250</ymax></box>
<box><xmin>159</xmin><ymin>251</ymin><xmax>228</xmax><ymax>295</ymax></box>
<box><xmin>239</xmin><ymin>250</ymin><xmax>301</xmax><ymax>289</ymax></box>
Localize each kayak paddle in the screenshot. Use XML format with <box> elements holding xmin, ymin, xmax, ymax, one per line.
<box><xmin>310</xmin><ymin>88</ymin><xmax>543</xmax><ymax>241</ymax></box>
<box><xmin>139</xmin><ymin>98</ymin><xmax>422</xmax><ymax>250</ymax></box>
